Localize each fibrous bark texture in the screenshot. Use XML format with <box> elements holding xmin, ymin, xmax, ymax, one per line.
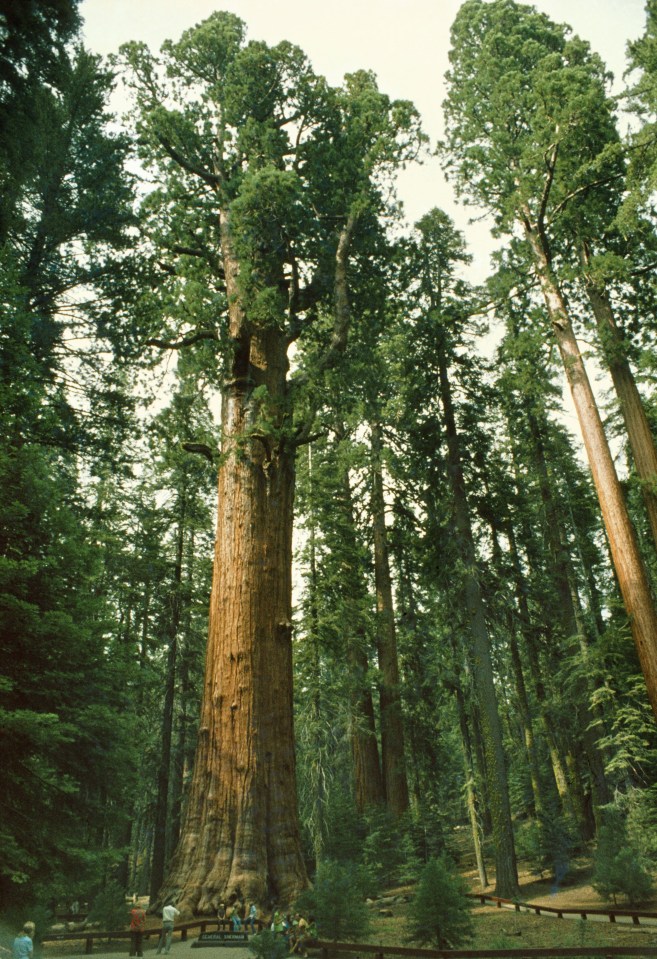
<box><xmin>157</xmin><ymin>234</ymin><xmax>308</xmax><ymax>914</ymax></box>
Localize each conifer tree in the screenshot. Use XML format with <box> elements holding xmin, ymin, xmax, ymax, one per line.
<box><xmin>119</xmin><ymin>14</ymin><xmax>423</xmax><ymax>910</ymax></box>
<box><xmin>442</xmin><ymin>0</ymin><xmax>657</xmax><ymax>720</ymax></box>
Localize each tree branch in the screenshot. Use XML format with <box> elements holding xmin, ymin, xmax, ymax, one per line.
<box><xmin>156</xmin><ymin>133</ymin><xmax>221</xmax><ymax>189</ymax></box>
<box><xmin>550</xmin><ymin>172</ymin><xmax>624</xmax><ymax>221</ymax></box>
<box><xmin>182</xmin><ymin>442</ymin><xmax>215</xmax><ymax>462</ymax></box>
<box><xmin>146</xmin><ymin>330</ymin><xmax>218</xmax><ymax>349</ymax></box>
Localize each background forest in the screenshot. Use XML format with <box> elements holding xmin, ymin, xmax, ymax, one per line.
<box><xmin>3</xmin><ymin>0</ymin><xmax>657</xmax><ymax>924</ymax></box>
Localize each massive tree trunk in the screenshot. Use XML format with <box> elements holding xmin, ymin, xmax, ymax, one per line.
<box><xmin>522</xmin><ymin>212</ymin><xmax>657</xmax><ymax>722</ymax></box>
<box><xmin>157</xmin><ymin>225</ymin><xmax>308</xmax><ymax>914</ymax></box>
<box><xmin>370</xmin><ymin>420</ymin><xmax>410</xmax><ymax>817</ymax></box>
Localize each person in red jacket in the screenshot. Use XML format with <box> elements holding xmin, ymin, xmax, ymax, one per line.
<box><xmin>129</xmin><ymin>904</ymin><xmax>146</xmax><ymax>958</ymax></box>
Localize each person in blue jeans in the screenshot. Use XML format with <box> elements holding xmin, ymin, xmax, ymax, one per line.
<box><xmin>156</xmin><ymin>903</ymin><xmax>180</xmax><ymax>955</ymax></box>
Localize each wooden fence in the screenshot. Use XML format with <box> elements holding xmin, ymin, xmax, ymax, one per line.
<box><xmin>41</xmin><ymin>895</ymin><xmax>657</xmax><ymax>957</ymax></box>
<box><xmin>467</xmin><ymin>893</ymin><xmax>657</xmax><ymax>926</ymax></box>
<box><xmin>41</xmin><ymin>919</ymin><xmax>233</xmax><ymax>954</ymax></box>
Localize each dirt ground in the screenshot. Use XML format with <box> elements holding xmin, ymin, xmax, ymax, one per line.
<box><xmin>371</xmin><ymin>860</ymin><xmax>657</xmax><ymax>951</ymax></box>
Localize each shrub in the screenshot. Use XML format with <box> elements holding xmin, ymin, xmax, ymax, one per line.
<box><xmin>625</xmin><ymin>786</ymin><xmax>657</xmax><ymax>866</ymax></box>
<box><xmin>248</xmin><ymin>929</ymin><xmax>290</xmax><ymax>959</ymax></box>
<box><xmin>86</xmin><ymin>881</ymin><xmax>128</xmax><ymax>931</ymax></box>
<box><xmin>406</xmin><ymin>855</ymin><xmax>474</xmax><ymax>950</ymax></box>
<box><xmin>361</xmin><ymin>808</ymin><xmax>421</xmax><ymax>887</ymax></box>
<box><xmin>593</xmin><ymin>807</ymin><xmax>653</xmax><ymax>906</ymax></box>
<box><xmin>295</xmin><ymin>860</ymin><xmax>371</xmax><ymax>941</ymax></box>
<box><xmin>515</xmin><ymin>805</ymin><xmax>575</xmax><ymax>883</ymax></box>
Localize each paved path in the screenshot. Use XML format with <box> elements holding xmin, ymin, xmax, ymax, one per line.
<box><xmin>48</xmin><ymin>941</ymin><xmax>253</xmax><ymax>959</ymax></box>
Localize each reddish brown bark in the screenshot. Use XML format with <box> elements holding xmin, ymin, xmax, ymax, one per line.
<box><xmin>580</xmin><ymin>243</ymin><xmax>657</xmax><ymax>555</ymax></box>
<box><xmin>157</xmin><ymin>225</ymin><xmax>308</xmax><ymax>914</ymax></box>
<box><xmin>523</xmin><ymin>211</ymin><xmax>657</xmax><ymax>721</ymax></box>
<box><xmin>348</xmin><ymin>632</ymin><xmax>386</xmax><ymax>813</ymax></box>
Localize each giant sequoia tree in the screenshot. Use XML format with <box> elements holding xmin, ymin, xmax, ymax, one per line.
<box><xmin>120</xmin><ymin>13</ymin><xmax>422</xmax><ymax>911</ymax></box>
<box><xmin>442</xmin><ymin>0</ymin><xmax>657</xmax><ymax>720</ymax></box>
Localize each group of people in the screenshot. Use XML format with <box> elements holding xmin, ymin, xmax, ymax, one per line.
<box><xmin>131</xmin><ymin>895</ymin><xmax>314</xmax><ymax>957</ymax></box>
<box><xmin>11</xmin><ymin>895</ymin><xmax>315</xmax><ymax>959</ymax></box>
<box><xmin>270</xmin><ymin>910</ymin><xmax>315</xmax><ymax>956</ymax></box>
<box><xmin>216</xmin><ymin>899</ymin><xmax>316</xmax><ymax>954</ymax></box>
<box><xmin>217</xmin><ymin>896</ymin><xmax>258</xmax><ymax>933</ymax></box>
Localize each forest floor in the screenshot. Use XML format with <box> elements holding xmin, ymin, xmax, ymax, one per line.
<box><xmin>370</xmin><ymin>858</ymin><xmax>657</xmax><ymax>951</ymax></box>
<box><xmin>39</xmin><ymin>859</ymin><xmax>657</xmax><ymax>957</ymax></box>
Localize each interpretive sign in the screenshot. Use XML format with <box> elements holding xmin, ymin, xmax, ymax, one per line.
<box><xmin>192</xmin><ymin>931</ymin><xmax>249</xmax><ymax>948</ymax></box>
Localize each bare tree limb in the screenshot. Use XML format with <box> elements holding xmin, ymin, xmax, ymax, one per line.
<box><xmin>146</xmin><ymin>330</ymin><xmax>218</xmax><ymax>349</ymax></box>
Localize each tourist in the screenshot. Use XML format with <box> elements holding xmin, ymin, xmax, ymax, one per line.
<box><xmin>156</xmin><ymin>902</ymin><xmax>181</xmax><ymax>955</ymax></box>
<box><xmin>12</xmin><ymin>922</ymin><xmax>35</xmax><ymax>959</ymax></box>
<box><xmin>129</xmin><ymin>903</ymin><xmax>146</xmax><ymax>958</ymax></box>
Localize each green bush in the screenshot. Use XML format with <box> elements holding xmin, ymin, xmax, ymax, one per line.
<box><xmin>295</xmin><ymin>860</ymin><xmax>371</xmax><ymax>941</ymax></box>
<box><xmin>406</xmin><ymin>855</ymin><xmax>474</xmax><ymax>950</ymax></box>
<box><xmin>625</xmin><ymin>786</ymin><xmax>657</xmax><ymax>866</ymax></box>
<box><xmin>593</xmin><ymin>807</ymin><xmax>653</xmax><ymax>905</ymax></box>
<box><xmin>248</xmin><ymin>929</ymin><xmax>290</xmax><ymax>959</ymax></box>
<box><xmin>515</xmin><ymin>806</ymin><xmax>575</xmax><ymax>882</ymax></box>
<box><xmin>319</xmin><ymin>791</ymin><xmax>367</xmax><ymax>865</ymax></box>
<box><xmin>361</xmin><ymin>808</ymin><xmax>421</xmax><ymax>887</ymax></box>
<box><xmin>87</xmin><ymin>881</ymin><xmax>128</xmax><ymax>931</ymax></box>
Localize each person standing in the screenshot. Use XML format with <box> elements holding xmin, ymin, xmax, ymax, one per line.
<box><xmin>12</xmin><ymin>922</ymin><xmax>35</xmax><ymax>959</ymax></box>
<box><xmin>156</xmin><ymin>903</ymin><xmax>180</xmax><ymax>955</ymax></box>
<box><xmin>129</xmin><ymin>904</ymin><xmax>146</xmax><ymax>958</ymax></box>
<box><xmin>246</xmin><ymin>903</ymin><xmax>257</xmax><ymax>934</ymax></box>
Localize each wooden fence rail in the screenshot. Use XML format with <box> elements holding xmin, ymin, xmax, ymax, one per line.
<box><xmin>466</xmin><ymin>894</ymin><xmax>657</xmax><ymax>925</ymax></box>
<box><xmin>41</xmin><ymin>919</ymin><xmax>233</xmax><ymax>954</ymax></box>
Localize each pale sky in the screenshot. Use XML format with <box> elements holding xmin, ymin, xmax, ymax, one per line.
<box><xmin>80</xmin><ymin>0</ymin><xmax>647</xmax><ymax>265</ymax></box>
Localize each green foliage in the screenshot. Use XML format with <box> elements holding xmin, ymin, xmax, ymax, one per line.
<box><xmin>87</xmin><ymin>881</ymin><xmax>129</xmax><ymax>931</ymax></box>
<box><xmin>295</xmin><ymin>861</ymin><xmax>372</xmax><ymax>941</ymax></box>
<box><xmin>594</xmin><ymin>846</ymin><xmax>653</xmax><ymax>906</ymax></box>
<box><xmin>406</xmin><ymin>856</ymin><xmax>474</xmax><ymax>949</ymax></box>
<box><xmin>624</xmin><ymin>0</ymin><xmax>657</xmax><ymax>222</ymax></box>
<box><xmin>248</xmin><ymin>930</ymin><xmax>290</xmax><ymax>959</ymax></box>
<box><xmin>361</xmin><ymin>809</ymin><xmax>422</xmax><ymax>887</ymax></box>
<box><xmin>625</xmin><ymin>786</ymin><xmax>657</xmax><ymax>865</ymax></box>
<box><xmin>515</xmin><ymin>805</ymin><xmax>576</xmax><ymax>882</ymax></box>
<box><xmin>593</xmin><ymin>807</ymin><xmax>653</xmax><ymax>905</ymax></box>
